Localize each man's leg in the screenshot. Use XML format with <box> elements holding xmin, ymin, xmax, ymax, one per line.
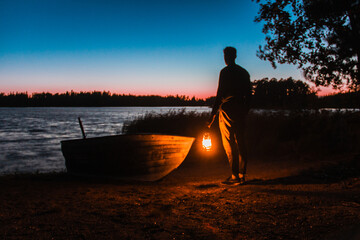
<box><xmin>219</xmin><ymin>109</ymin><xmax>239</xmax><ymax>177</ymax></box>
<box><xmin>234</xmin><ymin>117</ymin><xmax>247</xmax><ymax>176</ymax></box>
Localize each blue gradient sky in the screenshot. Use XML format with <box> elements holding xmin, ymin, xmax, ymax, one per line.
<box><xmin>0</xmin><ymin>0</ymin><xmax>317</xmax><ymax>98</ymax></box>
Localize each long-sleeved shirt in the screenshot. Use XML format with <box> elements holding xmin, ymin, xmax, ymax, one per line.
<box><xmin>211</xmin><ymin>63</ymin><xmax>252</xmax><ymax>118</ymax></box>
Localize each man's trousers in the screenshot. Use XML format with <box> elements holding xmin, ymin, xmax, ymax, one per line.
<box><xmin>218</xmin><ymin>103</ymin><xmax>248</xmax><ymax>176</ymax></box>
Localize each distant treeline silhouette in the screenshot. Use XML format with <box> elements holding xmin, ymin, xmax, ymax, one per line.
<box><xmin>1</xmin><ymin>77</ymin><xmax>359</xmax><ymax>108</ymax></box>
<box><xmin>0</xmin><ymin>91</ymin><xmax>210</xmax><ymax>107</ymax></box>
<box><xmin>251</xmin><ymin>77</ymin><xmax>316</xmax><ymax>109</ymax></box>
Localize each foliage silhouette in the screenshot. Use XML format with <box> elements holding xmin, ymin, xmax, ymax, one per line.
<box><xmin>253</xmin><ymin>0</ymin><xmax>360</xmax><ymax>89</ymax></box>
<box><xmin>251</xmin><ymin>77</ymin><xmax>317</xmax><ymax>109</ymax></box>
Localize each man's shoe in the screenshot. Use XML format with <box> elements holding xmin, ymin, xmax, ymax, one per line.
<box><xmin>222</xmin><ymin>176</ymin><xmax>241</xmax><ymax>185</ymax></box>
<box><xmin>239</xmin><ymin>176</ymin><xmax>246</xmax><ymax>185</ymax></box>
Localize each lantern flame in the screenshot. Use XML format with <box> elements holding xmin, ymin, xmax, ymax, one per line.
<box><xmin>202</xmin><ymin>132</ymin><xmax>212</xmax><ymax>151</ymax></box>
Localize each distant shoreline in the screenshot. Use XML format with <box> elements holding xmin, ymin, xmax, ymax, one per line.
<box><xmin>1</xmin><ymin>88</ymin><xmax>360</xmax><ymax>108</ymax></box>
<box><xmin>0</xmin><ymin>91</ymin><xmax>213</xmax><ymax>108</ymax></box>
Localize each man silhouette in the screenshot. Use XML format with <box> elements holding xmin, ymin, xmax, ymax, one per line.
<box><xmin>208</xmin><ymin>46</ymin><xmax>252</xmax><ymax>185</ymax></box>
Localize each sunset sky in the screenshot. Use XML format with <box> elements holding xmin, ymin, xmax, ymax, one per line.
<box><xmin>0</xmin><ymin>0</ymin><xmax>332</xmax><ymax>98</ymax></box>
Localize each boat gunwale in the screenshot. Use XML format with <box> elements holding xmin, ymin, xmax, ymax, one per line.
<box><xmin>61</xmin><ymin>133</ymin><xmax>195</xmax><ymax>144</ymax></box>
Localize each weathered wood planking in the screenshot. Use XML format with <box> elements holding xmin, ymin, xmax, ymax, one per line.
<box><xmin>61</xmin><ymin>134</ymin><xmax>195</xmax><ymax>181</ymax></box>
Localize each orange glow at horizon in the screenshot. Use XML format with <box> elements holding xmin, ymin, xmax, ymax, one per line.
<box><xmin>2</xmin><ymin>81</ymin><xmax>340</xmax><ymax>98</ymax></box>
<box><xmin>316</xmin><ymin>86</ymin><xmax>340</xmax><ymax>96</ymax></box>
<box><xmin>2</xmin><ymin>86</ymin><xmax>341</xmax><ymax>98</ymax></box>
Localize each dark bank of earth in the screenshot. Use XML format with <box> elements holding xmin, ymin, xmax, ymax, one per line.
<box><xmin>0</xmin><ymin>155</ymin><xmax>359</xmax><ymax>240</ymax></box>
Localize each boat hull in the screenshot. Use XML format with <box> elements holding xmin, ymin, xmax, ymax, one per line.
<box><xmin>61</xmin><ymin>134</ymin><xmax>194</xmax><ymax>181</ymax></box>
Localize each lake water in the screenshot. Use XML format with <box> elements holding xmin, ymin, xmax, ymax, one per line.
<box><xmin>0</xmin><ymin>107</ymin><xmax>211</xmax><ymax>174</ymax></box>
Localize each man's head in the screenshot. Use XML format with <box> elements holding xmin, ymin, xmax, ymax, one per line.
<box><xmin>223</xmin><ymin>46</ymin><xmax>237</xmax><ymax>65</ymax></box>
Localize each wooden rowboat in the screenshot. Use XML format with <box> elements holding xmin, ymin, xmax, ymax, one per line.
<box><xmin>61</xmin><ymin>134</ymin><xmax>195</xmax><ymax>181</ymax></box>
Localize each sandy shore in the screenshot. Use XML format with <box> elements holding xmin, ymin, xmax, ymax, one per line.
<box><xmin>1</xmin><ymin>154</ymin><xmax>359</xmax><ymax>240</ymax></box>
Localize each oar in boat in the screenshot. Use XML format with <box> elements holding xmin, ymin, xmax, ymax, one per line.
<box><xmin>78</xmin><ymin>117</ymin><xmax>86</xmax><ymax>139</ymax></box>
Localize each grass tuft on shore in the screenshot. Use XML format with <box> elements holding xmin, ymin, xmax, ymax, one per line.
<box><xmin>122</xmin><ymin>109</ymin><xmax>210</xmax><ymax>137</ymax></box>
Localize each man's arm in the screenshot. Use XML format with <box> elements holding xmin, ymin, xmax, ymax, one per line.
<box><xmin>244</xmin><ymin>73</ymin><xmax>252</xmax><ymax>111</ymax></box>
<box><xmin>208</xmin><ymin>70</ymin><xmax>224</xmax><ymax>128</ymax></box>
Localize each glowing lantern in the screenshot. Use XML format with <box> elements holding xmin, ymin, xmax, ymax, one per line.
<box><xmin>202</xmin><ymin>132</ymin><xmax>212</xmax><ymax>151</ymax></box>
